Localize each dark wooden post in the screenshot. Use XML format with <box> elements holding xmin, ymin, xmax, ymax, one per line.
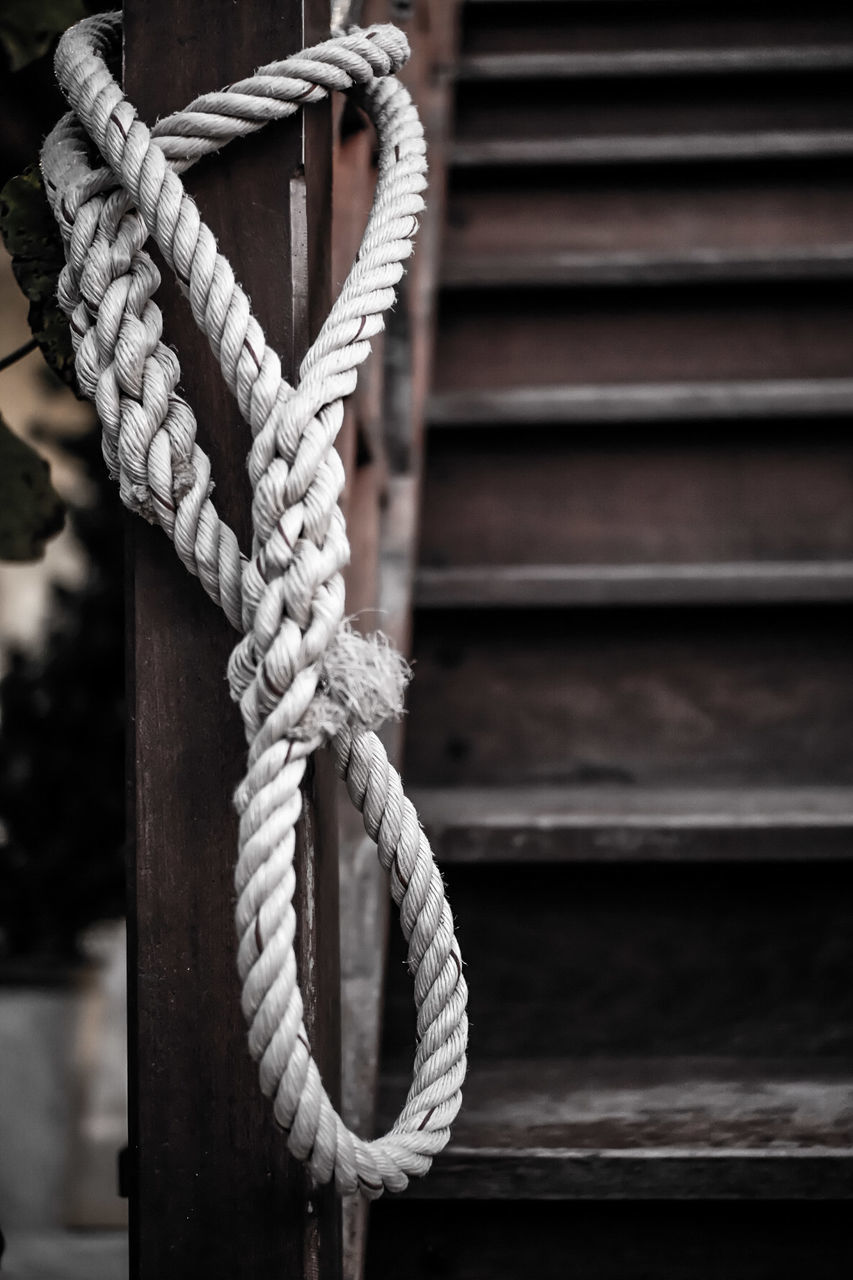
<box><xmin>123</xmin><ymin>1</ymin><xmax>342</xmax><ymax>1275</ymax></box>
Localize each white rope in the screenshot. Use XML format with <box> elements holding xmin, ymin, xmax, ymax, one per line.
<box><xmin>42</xmin><ymin>11</ymin><xmax>467</xmax><ymax>1198</ymax></box>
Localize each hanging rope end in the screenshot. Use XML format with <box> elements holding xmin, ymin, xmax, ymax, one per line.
<box><xmin>294</xmin><ymin>622</ymin><xmax>411</xmax><ymax>743</ymax></box>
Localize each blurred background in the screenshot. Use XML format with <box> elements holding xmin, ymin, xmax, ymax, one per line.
<box><xmin>0</xmin><ymin>3</ymin><xmax>127</xmax><ymax>1274</ymax></box>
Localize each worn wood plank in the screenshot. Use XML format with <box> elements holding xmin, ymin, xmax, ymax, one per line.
<box><xmin>378</xmin><ymin>1057</ymin><xmax>853</xmax><ymax>1198</ymax></box>
<box><xmin>124</xmin><ymin>1</ymin><xmax>341</xmax><ymax>1275</ymax></box>
<box><xmin>441</xmin><ymin>246</ymin><xmax>853</xmax><ymax>287</ymax></box>
<box><xmin>427</xmin><ymin>379</ymin><xmax>853</xmax><ymax>425</ymax></box>
<box><xmin>409</xmin><ymin>784</ymin><xmax>853</xmax><ymax>862</ymax></box>
<box><xmin>452</xmin><ymin>132</ymin><xmax>853</xmax><ymax>166</ymax></box>
<box><xmin>457</xmin><ymin>46</ymin><xmax>853</xmax><ymax>80</ymax></box>
<box><xmin>414</xmin><ymin>562</ymin><xmax>853</xmax><ymax>608</ymax></box>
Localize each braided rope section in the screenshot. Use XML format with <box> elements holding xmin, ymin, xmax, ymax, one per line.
<box><xmin>42</xmin><ymin>11</ymin><xmax>467</xmax><ymax>1197</ymax></box>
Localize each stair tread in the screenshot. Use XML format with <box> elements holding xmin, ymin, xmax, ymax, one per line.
<box><xmin>427</xmin><ymin>378</ymin><xmax>853</xmax><ymax>425</ymax></box>
<box><xmin>453</xmin><ymin>131</ymin><xmax>853</xmax><ymax>167</ymax></box>
<box><xmin>415</xmin><ymin>561</ymin><xmax>853</xmax><ymax>607</ymax></box>
<box><xmin>413</xmin><ymin>784</ymin><xmax>853</xmax><ymax>829</ymax></box>
<box><xmin>441</xmin><ymin>245</ymin><xmax>853</xmax><ymax>288</ymax></box>
<box><xmin>386</xmin><ymin>1056</ymin><xmax>853</xmax><ymax>1150</ymax></box>
<box><xmin>411</xmin><ymin>784</ymin><xmax>853</xmax><ymax>861</ymax></box>
<box><xmin>380</xmin><ymin>1057</ymin><xmax>853</xmax><ymax>1198</ymax></box>
<box><xmin>457</xmin><ymin>46</ymin><xmax>853</xmax><ymax>81</ymax></box>
<box><xmin>381</xmin><ymin>1054</ymin><xmax>850</xmax><ymax>1192</ymax></box>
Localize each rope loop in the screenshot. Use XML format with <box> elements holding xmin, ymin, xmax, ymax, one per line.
<box><xmin>42</xmin><ymin>10</ymin><xmax>467</xmax><ymax>1198</ymax></box>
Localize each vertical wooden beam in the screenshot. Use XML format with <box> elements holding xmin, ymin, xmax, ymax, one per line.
<box><xmin>123</xmin><ymin>2</ymin><xmax>341</xmax><ymax>1275</ymax></box>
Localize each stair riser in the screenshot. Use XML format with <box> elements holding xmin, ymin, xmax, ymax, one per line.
<box><xmin>445</xmin><ymin>167</ymin><xmax>853</xmax><ymax>265</ymax></box>
<box><xmin>461</xmin><ymin>3</ymin><xmax>853</xmax><ymax>59</ymax></box>
<box><xmin>405</xmin><ymin>607</ymin><xmax>853</xmax><ymax>788</ymax></box>
<box><xmin>454</xmin><ymin>74</ymin><xmax>853</xmax><ymax>149</ymax></box>
<box><xmin>433</xmin><ymin>285</ymin><xmax>853</xmax><ymax>393</ymax></box>
<box><xmin>368</xmin><ymin>1202</ymin><xmax>853</xmax><ymax>1275</ymax></box>
<box><xmin>420</xmin><ymin>428</ymin><xmax>853</xmax><ymax>570</ymax></box>
<box><xmin>382</xmin><ymin>864</ymin><xmax>853</xmax><ymax>1061</ymax></box>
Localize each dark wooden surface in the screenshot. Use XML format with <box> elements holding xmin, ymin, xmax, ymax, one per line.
<box><xmin>458</xmin><ymin>4</ymin><xmax>853</xmax><ymax>57</ymax></box>
<box><xmin>380</xmin><ymin>861</ymin><xmax>853</xmax><ymax>1058</ymax></box>
<box><xmin>433</xmin><ymin>283</ymin><xmax>853</xmax><ymax>391</ymax></box>
<box><xmin>124</xmin><ymin>1</ymin><xmax>341</xmax><ymax>1274</ymax></box>
<box><xmin>405</xmin><ymin>607</ymin><xmax>853</xmax><ymax>788</ymax></box>
<box><xmin>444</xmin><ymin>166</ymin><xmax>853</xmax><ymax>260</ymax></box>
<box><xmin>454</xmin><ymin>75</ymin><xmax>853</xmax><ymax>144</ymax></box>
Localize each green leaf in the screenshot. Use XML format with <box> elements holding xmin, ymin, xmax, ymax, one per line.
<box><xmin>0</xmin><ymin>414</ymin><xmax>65</xmax><ymax>561</ymax></box>
<box><xmin>0</xmin><ymin>165</ymin><xmax>77</xmax><ymax>389</ymax></box>
<box><xmin>0</xmin><ymin>0</ymin><xmax>87</xmax><ymax>72</ymax></box>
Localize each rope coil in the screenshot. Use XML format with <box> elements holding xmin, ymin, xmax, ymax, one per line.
<box><xmin>42</xmin><ymin>11</ymin><xmax>467</xmax><ymax>1197</ymax></box>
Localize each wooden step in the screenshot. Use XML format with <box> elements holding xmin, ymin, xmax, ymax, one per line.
<box><xmin>419</xmin><ymin>426</ymin><xmax>853</xmax><ymax>570</ymax></box>
<box><xmin>405</xmin><ymin>607</ymin><xmax>853</xmax><ymax>789</ymax></box>
<box><xmin>453</xmin><ymin>132</ymin><xmax>853</xmax><ymax>167</ymax></box>
<box><xmin>378</xmin><ymin>1059</ymin><xmax>853</xmax><ymax>1199</ymax></box>
<box><xmin>457</xmin><ymin>46</ymin><xmax>853</xmax><ymax>81</ymax></box>
<box><xmin>410</xmin><ymin>785</ymin><xmax>853</xmax><ymax>862</ymax></box>
<box><xmin>427</xmin><ymin>379</ymin><xmax>853</xmax><ymax>425</ymax></box>
<box><xmin>432</xmin><ymin>284</ymin><xmax>853</xmax><ymax>395</ymax></box>
<box><xmin>415</xmin><ymin>563</ymin><xmax>853</xmax><ymax>608</ymax></box>
<box><xmin>441</xmin><ymin>246</ymin><xmax>853</xmax><ymax>288</ymax></box>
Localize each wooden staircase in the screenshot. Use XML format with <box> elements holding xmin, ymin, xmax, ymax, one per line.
<box><xmin>367</xmin><ymin>1</ymin><xmax>853</xmax><ymax>1275</ymax></box>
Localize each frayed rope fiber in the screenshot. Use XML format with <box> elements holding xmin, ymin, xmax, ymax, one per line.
<box><xmin>42</xmin><ymin>11</ymin><xmax>467</xmax><ymax>1197</ymax></box>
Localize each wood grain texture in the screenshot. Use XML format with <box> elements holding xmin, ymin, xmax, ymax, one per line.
<box><xmin>124</xmin><ymin>1</ymin><xmax>341</xmax><ymax>1274</ymax></box>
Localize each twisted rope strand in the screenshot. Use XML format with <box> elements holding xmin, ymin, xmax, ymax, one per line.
<box><xmin>42</xmin><ymin>11</ymin><xmax>467</xmax><ymax>1197</ymax></box>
